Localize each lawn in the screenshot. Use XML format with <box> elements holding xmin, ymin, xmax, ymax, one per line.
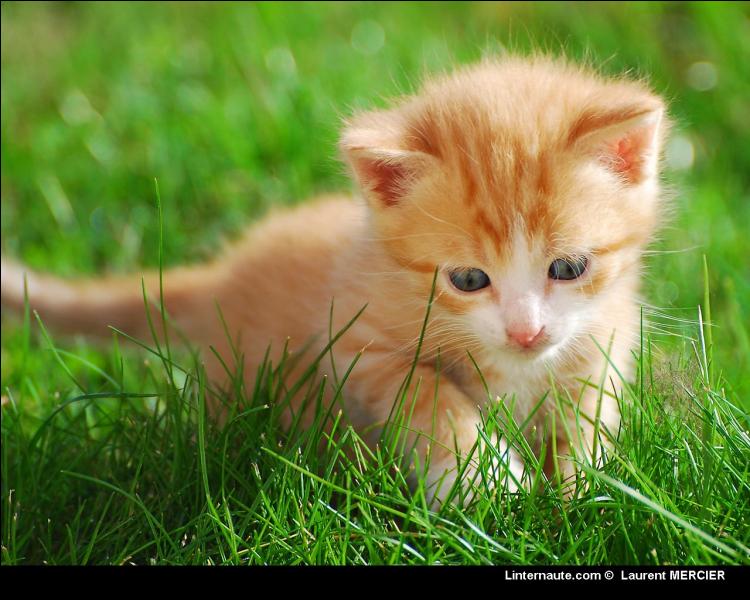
<box><xmin>1</xmin><ymin>1</ymin><xmax>748</xmax><ymax>565</ymax></box>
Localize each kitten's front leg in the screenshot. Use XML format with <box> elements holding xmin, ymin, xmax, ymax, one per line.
<box><xmin>344</xmin><ymin>352</ymin><xmax>525</xmax><ymax>506</ymax></box>
<box><xmin>552</xmin><ymin>381</ymin><xmax>621</xmax><ymax>491</ymax></box>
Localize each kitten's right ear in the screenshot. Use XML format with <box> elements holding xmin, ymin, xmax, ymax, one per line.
<box><xmin>340</xmin><ymin>115</ymin><xmax>434</xmax><ymax>207</ymax></box>
<box><xmin>569</xmin><ymin>102</ymin><xmax>667</xmax><ymax>185</ymax></box>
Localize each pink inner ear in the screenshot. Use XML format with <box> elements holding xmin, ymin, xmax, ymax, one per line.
<box><xmin>355</xmin><ymin>156</ymin><xmax>409</xmax><ymax>207</ymax></box>
<box><xmin>599</xmin><ymin>119</ymin><xmax>659</xmax><ymax>184</ymax></box>
<box><xmin>605</xmin><ymin>134</ymin><xmax>644</xmax><ymax>182</ymax></box>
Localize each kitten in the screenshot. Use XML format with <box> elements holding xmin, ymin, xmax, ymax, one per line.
<box><xmin>1</xmin><ymin>55</ymin><xmax>669</xmax><ymax>504</ymax></box>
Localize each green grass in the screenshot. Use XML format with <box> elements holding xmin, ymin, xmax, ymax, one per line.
<box><xmin>1</xmin><ymin>1</ymin><xmax>748</xmax><ymax>565</ymax></box>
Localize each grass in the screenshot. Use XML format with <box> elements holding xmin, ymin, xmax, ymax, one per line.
<box><xmin>1</xmin><ymin>1</ymin><xmax>749</xmax><ymax>565</ymax></box>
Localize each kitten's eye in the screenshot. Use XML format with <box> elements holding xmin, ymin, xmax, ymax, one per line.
<box><xmin>548</xmin><ymin>256</ymin><xmax>589</xmax><ymax>281</ymax></box>
<box><xmin>448</xmin><ymin>268</ymin><xmax>491</xmax><ymax>292</ymax></box>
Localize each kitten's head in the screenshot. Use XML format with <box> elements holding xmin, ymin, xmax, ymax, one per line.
<box><xmin>341</xmin><ymin>56</ymin><xmax>669</xmax><ymax>362</ymax></box>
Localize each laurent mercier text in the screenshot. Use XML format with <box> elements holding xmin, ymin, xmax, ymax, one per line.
<box><xmin>504</xmin><ymin>570</ymin><xmax>726</xmax><ymax>582</ymax></box>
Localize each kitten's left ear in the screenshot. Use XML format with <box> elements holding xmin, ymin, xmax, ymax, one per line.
<box><xmin>570</xmin><ymin>104</ymin><xmax>666</xmax><ymax>185</ymax></box>
<box><xmin>340</xmin><ymin>113</ymin><xmax>437</xmax><ymax>207</ymax></box>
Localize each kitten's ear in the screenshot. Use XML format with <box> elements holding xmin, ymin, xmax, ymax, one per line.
<box><xmin>570</xmin><ymin>104</ymin><xmax>666</xmax><ymax>184</ymax></box>
<box><xmin>340</xmin><ymin>118</ymin><xmax>434</xmax><ymax>207</ymax></box>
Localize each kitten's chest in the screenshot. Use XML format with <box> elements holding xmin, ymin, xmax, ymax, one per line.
<box><xmin>453</xmin><ymin>359</ymin><xmax>555</xmax><ymax>431</ymax></box>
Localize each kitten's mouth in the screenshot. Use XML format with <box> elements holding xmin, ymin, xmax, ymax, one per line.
<box><xmin>503</xmin><ymin>339</ymin><xmax>557</xmax><ymax>361</ymax></box>
<box><xmin>511</xmin><ymin>344</ymin><xmax>547</xmax><ymax>357</ymax></box>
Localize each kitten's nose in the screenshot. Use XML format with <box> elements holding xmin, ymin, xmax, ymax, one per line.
<box><xmin>506</xmin><ymin>326</ymin><xmax>546</xmax><ymax>349</ymax></box>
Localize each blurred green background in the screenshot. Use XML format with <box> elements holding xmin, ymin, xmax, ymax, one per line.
<box><xmin>1</xmin><ymin>1</ymin><xmax>749</xmax><ymax>398</ymax></box>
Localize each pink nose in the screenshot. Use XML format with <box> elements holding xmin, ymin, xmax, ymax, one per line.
<box><xmin>506</xmin><ymin>326</ymin><xmax>545</xmax><ymax>349</ymax></box>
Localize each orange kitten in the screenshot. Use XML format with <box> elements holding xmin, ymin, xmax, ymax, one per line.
<box><xmin>1</xmin><ymin>55</ymin><xmax>669</xmax><ymax>503</ymax></box>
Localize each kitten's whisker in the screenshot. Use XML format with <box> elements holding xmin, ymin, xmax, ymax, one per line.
<box><xmin>411</xmin><ymin>202</ymin><xmax>475</xmax><ymax>240</ymax></box>
<box><xmin>641</xmin><ymin>245</ymin><xmax>702</xmax><ymax>256</ymax></box>
<box><xmin>363</xmin><ymin>232</ymin><xmax>467</xmax><ymax>243</ymax></box>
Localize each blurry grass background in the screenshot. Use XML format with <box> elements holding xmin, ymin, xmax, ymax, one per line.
<box><xmin>1</xmin><ymin>1</ymin><xmax>749</xmax><ymax>565</ymax></box>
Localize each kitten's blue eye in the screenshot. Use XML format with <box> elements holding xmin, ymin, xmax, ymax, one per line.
<box><xmin>548</xmin><ymin>257</ymin><xmax>589</xmax><ymax>281</ymax></box>
<box><xmin>448</xmin><ymin>268</ymin><xmax>491</xmax><ymax>292</ymax></box>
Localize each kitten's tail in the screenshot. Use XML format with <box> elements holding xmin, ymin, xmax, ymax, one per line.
<box><xmin>1</xmin><ymin>256</ymin><xmax>219</xmax><ymax>342</ymax></box>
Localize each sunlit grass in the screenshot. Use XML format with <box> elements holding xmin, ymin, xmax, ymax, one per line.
<box><xmin>2</xmin><ymin>268</ymin><xmax>748</xmax><ymax>564</ymax></box>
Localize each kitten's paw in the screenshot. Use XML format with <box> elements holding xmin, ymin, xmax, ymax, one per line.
<box><xmin>423</xmin><ymin>434</ymin><xmax>526</xmax><ymax>508</ymax></box>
